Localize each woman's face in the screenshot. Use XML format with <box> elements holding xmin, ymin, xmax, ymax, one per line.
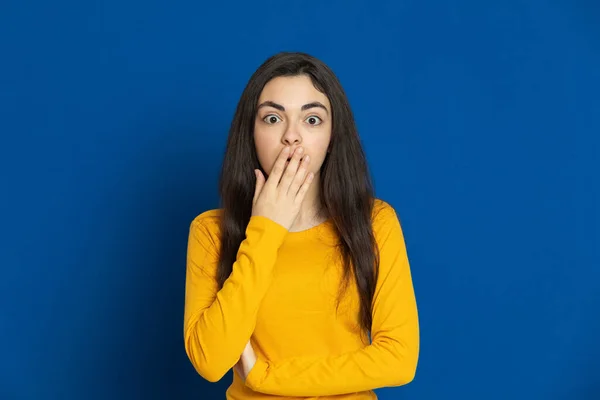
<box><xmin>253</xmin><ymin>75</ymin><xmax>332</xmax><ymax>177</ymax></box>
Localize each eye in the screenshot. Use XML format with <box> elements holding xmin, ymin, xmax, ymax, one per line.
<box><xmin>263</xmin><ymin>114</ymin><xmax>282</xmax><ymax>124</ymax></box>
<box><xmin>305</xmin><ymin>115</ymin><xmax>323</xmax><ymax>126</ymax></box>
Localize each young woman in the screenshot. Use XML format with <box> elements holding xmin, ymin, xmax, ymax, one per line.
<box><xmin>183</xmin><ymin>52</ymin><xmax>419</xmax><ymax>399</ymax></box>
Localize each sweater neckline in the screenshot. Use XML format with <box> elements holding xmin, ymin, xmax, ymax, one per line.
<box><xmin>286</xmin><ymin>217</ymin><xmax>333</xmax><ymax>236</ymax></box>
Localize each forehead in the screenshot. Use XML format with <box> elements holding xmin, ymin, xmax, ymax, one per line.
<box><xmin>258</xmin><ymin>75</ymin><xmax>330</xmax><ymax>108</ymax></box>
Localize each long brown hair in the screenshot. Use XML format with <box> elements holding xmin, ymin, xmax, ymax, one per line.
<box><xmin>216</xmin><ymin>52</ymin><xmax>380</xmax><ymax>336</ymax></box>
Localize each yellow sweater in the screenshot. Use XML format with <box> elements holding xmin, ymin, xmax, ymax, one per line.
<box><xmin>183</xmin><ymin>198</ymin><xmax>419</xmax><ymax>399</ymax></box>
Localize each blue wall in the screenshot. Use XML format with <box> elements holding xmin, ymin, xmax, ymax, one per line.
<box><xmin>1</xmin><ymin>0</ymin><xmax>598</xmax><ymax>399</ymax></box>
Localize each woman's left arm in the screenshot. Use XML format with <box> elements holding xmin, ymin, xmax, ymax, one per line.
<box><xmin>243</xmin><ymin>206</ymin><xmax>420</xmax><ymax>397</ymax></box>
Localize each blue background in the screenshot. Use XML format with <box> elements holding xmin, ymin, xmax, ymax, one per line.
<box><xmin>1</xmin><ymin>0</ymin><xmax>598</xmax><ymax>399</ymax></box>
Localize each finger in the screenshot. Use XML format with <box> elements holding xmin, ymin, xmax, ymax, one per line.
<box><xmin>279</xmin><ymin>146</ymin><xmax>304</xmax><ymax>191</ymax></box>
<box><xmin>288</xmin><ymin>154</ymin><xmax>310</xmax><ymax>195</ymax></box>
<box><xmin>294</xmin><ymin>171</ymin><xmax>315</xmax><ymax>202</ymax></box>
<box><xmin>266</xmin><ymin>146</ymin><xmax>291</xmax><ymax>188</ymax></box>
<box><xmin>253</xmin><ymin>169</ymin><xmax>264</xmax><ymax>205</ymax></box>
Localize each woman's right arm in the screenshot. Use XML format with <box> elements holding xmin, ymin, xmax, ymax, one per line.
<box><xmin>183</xmin><ymin>214</ymin><xmax>288</xmax><ymax>382</ymax></box>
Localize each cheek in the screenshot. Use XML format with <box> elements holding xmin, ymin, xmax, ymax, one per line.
<box><xmin>253</xmin><ymin>132</ymin><xmax>277</xmax><ymax>170</ymax></box>
<box><xmin>313</xmin><ymin>136</ymin><xmax>332</xmax><ymax>157</ymax></box>
<box><xmin>304</xmin><ymin>145</ymin><xmax>329</xmax><ymax>172</ymax></box>
<box><xmin>254</xmin><ymin>146</ymin><xmax>269</xmax><ymax>170</ymax></box>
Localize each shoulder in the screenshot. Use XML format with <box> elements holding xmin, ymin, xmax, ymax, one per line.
<box><xmin>372</xmin><ymin>198</ymin><xmax>399</xmax><ymax>226</ymax></box>
<box><xmin>371</xmin><ymin>197</ymin><xmax>404</xmax><ymax>243</ymax></box>
<box><xmin>189</xmin><ymin>208</ymin><xmax>223</xmax><ymax>246</ymax></box>
<box><xmin>191</xmin><ymin>208</ymin><xmax>222</xmax><ymax>228</ymax></box>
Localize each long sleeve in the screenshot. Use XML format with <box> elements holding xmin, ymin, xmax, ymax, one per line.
<box><xmin>244</xmin><ymin>205</ymin><xmax>420</xmax><ymax>396</ymax></box>
<box><xmin>183</xmin><ymin>214</ymin><xmax>288</xmax><ymax>382</ymax></box>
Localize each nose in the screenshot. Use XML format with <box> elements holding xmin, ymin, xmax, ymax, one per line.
<box><xmin>281</xmin><ymin>121</ymin><xmax>302</xmax><ymax>146</ymax></box>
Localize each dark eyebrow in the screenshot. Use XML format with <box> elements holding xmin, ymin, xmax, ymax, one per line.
<box><xmin>257</xmin><ymin>101</ymin><xmax>285</xmax><ymax>112</ymax></box>
<box><xmin>302</xmin><ymin>102</ymin><xmax>329</xmax><ymax>115</ymax></box>
<box><xmin>257</xmin><ymin>101</ymin><xmax>329</xmax><ymax>115</ymax></box>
